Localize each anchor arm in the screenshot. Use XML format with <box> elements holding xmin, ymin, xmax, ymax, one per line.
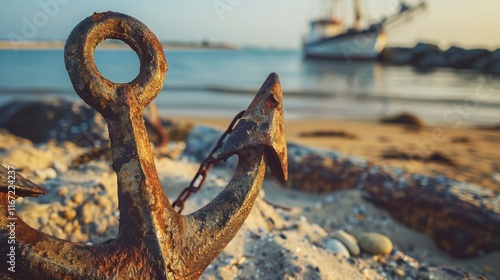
<box><xmin>0</xmin><ymin>167</ymin><xmax>101</xmax><ymax>279</ymax></box>
<box><xmin>181</xmin><ymin>73</ymin><xmax>288</xmax><ymax>276</ymax></box>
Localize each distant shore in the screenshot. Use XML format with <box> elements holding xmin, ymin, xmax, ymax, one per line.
<box><xmin>0</xmin><ymin>40</ymin><xmax>240</xmax><ymax>50</ymax></box>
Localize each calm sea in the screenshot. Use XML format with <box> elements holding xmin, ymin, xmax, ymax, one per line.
<box><xmin>1</xmin><ymin>49</ymin><xmax>499</xmax><ymax>126</ymax></box>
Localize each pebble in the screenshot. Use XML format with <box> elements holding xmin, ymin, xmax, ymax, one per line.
<box><xmin>97</xmin><ymin>196</ymin><xmax>109</xmax><ymax>208</ymax></box>
<box><xmin>61</xmin><ymin>208</ymin><xmax>77</xmax><ymax>220</ymax></box>
<box><xmin>72</xmin><ymin>193</ymin><xmax>85</xmax><ymax>204</ymax></box>
<box><xmin>416</xmin><ymin>270</ymin><xmax>433</xmax><ymax>280</ymax></box>
<box><xmin>53</xmin><ymin>161</ymin><xmax>68</xmax><ymax>173</ymax></box>
<box><xmin>332</xmin><ymin>230</ymin><xmax>360</xmax><ymax>256</ymax></box>
<box><xmin>358</xmin><ymin>232</ymin><xmax>393</xmax><ymax>255</ymax></box>
<box><xmin>482</xmin><ymin>265</ymin><xmax>493</xmax><ymax>274</ymax></box>
<box><xmin>394</xmin><ymin>268</ymin><xmax>405</xmax><ymax>278</ymax></box>
<box><xmin>57</xmin><ymin>187</ymin><xmax>69</xmax><ymax>196</ymax></box>
<box><xmin>324</xmin><ymin>238</ymin><xmax>350</xmax><ymax>258</ymax></box>
<box><xmin>38</xmin><ymin>217</ymin><xmax>48</xmax><ymax>226</ymax></box>
<box><xmin>81</xmin><ymin>202</ymin><xmax>94</xmax><ymax>224</ymax></box>
<box><xmin>34</xmin><ymin>168</ymin><xmax>57</xmax><ymax>181</ymax></box>
<box><xmin>493</xmin><ymin>173</ymin><xmax>500</xmax><ymax>182</ymax></box>
<box><xmin>63</xmin><ymin>222</ymin><xmax>74</xmax><ymax>234</ymax></box>
<box><xmin>96</xmin><ymin>220</ymin><xmax>108</xmax><ymax>234</ymax></box>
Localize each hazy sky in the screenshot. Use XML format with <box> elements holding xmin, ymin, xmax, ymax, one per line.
<box><xmin>1</xmin><ymin>0</ymin><xmax>499</xmax><ymax>49</ymax></box>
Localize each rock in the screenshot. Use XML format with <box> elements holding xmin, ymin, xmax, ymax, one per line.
<box><xmin>96</xmin><ymin>220</ymin><xmax>108</xmax><ymax>234</ymax></box>
<box><xmin>410</xmin><ymin>42</ymin><xmax>441</xmax><ymax>63</ymax></box>
<box><xmin>415</xmin><ymin>52</ymin><xmax>447</xmax><ymax>69</ymax></box>
<box><xmin>0</xmin><ymin>99</ymin><xmax>108</xmax><ymax>146</ymax></box>
<box><xmin>358</xmin><ymin>232</ymin><xmax>393</xmax><ymax>255</ymax></box>
<box><xmin>394</xmin><ymin>268</ymin><xmax>405</xmax><ymax>278</ymax></box>
<box><xmin>324</xmin><ymin>238</ymin><xmax>350</xmax><ymax>258</ymax></box>
<box><xmin>490</xmin><ymin>60</ymin><xmax>500</xmax><ymax>76</ymax></box>
<box><xmin>97</xmin><ymin>196</ymin><xmax>110</xmax><ymax>208</ymax></box>
<box><xmin>0</xmin><ymin>99</ymin><xmax>169</xmax><ymax>147</ymax></box>
<box><xmin>1</xmin><ymin>146</ymin><xmax>53</xmax><ymax>170</ymax></box>
<box><xmin>61</xmin><ymin>208</ymin><xmax>77</xmax><ymax>220</ymax></box>
<box><xmin>72</xmin><ymin>193</ymin><xmax>85</xmax><ymax>204</ymax></box>
<box><xmin>471</xmin><ymin>49</ymin><xmax>500</xmax><ymax>71</ymax></box>
<box><xmin>34</xmin><ymin>168</ymin><xmax>57</xmax><ymax>181</ymax></box>
<box><xmin>57</xmin><ymin>187</ymin><xmax>69</xmax><ymax>196</ymax></box>
<box><xmin>81</xmin><ymin>202</ymin><xmax>95</xmax><ymax>224</ymax></box>
<box><xmin>380</xmin><ymin>112</ymin><xmax>424</xmax><ymax>128</ymax></box>
<box><xmin>443</xmin><ymin>46</ymin><xmax>465</xmax><ymax>62</ymax></box>
<box><xmin>63</xmin><ymin>222</ymin><xmax>74</xmax><ymax>235</ymax></box>
<box><xmin>53</xmin><ymin>161</ymin><xmax>68</xmax><ymax>173</ymax></box>
<box><xmin>416</xmin><ymin>269</ymin><xmax>433</xmax><ymax>280</ymax></box>
<box><xmin>446</xmin><ymin>48</ymin><xmax>490</xmax><ymax>69</ymax></box>
<box><xmin>181</xmin><ymin>125</ymin><xmax>222</xmax><ymax>163</ymax></box>
<box><xmin>332</xmin><ymin>230</ymin><xmax>360</xmax><ymax>256</ymax></box>
<box><xmin>379</xmin><ymin>47</ymin><xmax>413</xmax><ymax>65</ymax></box>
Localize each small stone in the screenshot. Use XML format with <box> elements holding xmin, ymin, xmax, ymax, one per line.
<box><xmin>72</xmin><ymin>193</ymin><xmax>85</xmax><ymax>204</ymax></box>
<box><xmin>96</xmin><ymin>220</ymin><xmax>108</xmax><ymax>234</ymax></box>
<box><xmin>63</xmin><ymin>222</ymin><xmax>73</xmax><ymax>234</ymax></box>
<box><xmin>333</xmin><ymin>230</ymin><xmax>360</xmax><ymax>256</ymax></box>
<box><xmin>358</xmin><ymin>232</ymin><xmax>393</xmax><ymax>255</ymax></box>
<box><xmin>43</xmin><ymin>168</ymin><xmax>57</xmax><ymax>179</ymax></box>
<box><xmin>38</xmin><ymin>217</ymin><xmax>48</xmax><ymax>226</ymax></box>
<box><xmin>97</xmin><ymin>197</ymin><xmax>109</xmax><ymax>208</ymax></box>
<box><xmin>61</xmin><ymin>208</ymin><xmax>77</xmax><ymax>220</ymax></box>
<box><xmin>324</xmin><ymin>238</ymin><xmax>350</xmax><ymax>258</ymax></box>
<box><xmin>53</xmin><ymin>161</ymin><xmax>68</xmax><ymax>173</ymax></box>
<box><xmin>57</xmin><ymin>187</ymin><xmax>69</xmax><ymax>196</ymax></box>
<box><xmin>81</xmin><ymin>202</ymin><xmax>94</xmax><ymax>224</ymax></box>
<box><xmin>493</xmin><ymin>173</ymin><xmax>500</xmax><ymax>182</ymax></box>
<box><xmin>416</xmin><ymin>270</ymin><xmax>433</xmax><ymax>280</ymax></box>
<box><xmin>394</xmin><ymin>268</ymin><xmax>405</xmax><ymax>278</ymax></box>
<box><xmin>482</xmin><ymin>265</ymin><xmax>493</xmax><ymax>274</ymax></box>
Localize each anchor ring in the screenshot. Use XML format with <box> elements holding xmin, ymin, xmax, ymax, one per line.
<box><xmin>64</xmin><ymin>11</ymin><xmax>167</xmax><ymax>115</ymax></box>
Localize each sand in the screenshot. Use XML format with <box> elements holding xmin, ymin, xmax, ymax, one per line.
<box><xmin>1</xmin><ymin>115</ymin><xmax>499</xmax><ymax>279</ymax></box>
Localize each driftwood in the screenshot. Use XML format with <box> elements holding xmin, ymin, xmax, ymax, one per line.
<box><xmin>283</xmin><ymin>144</ymin><xmax>500</xmax><ymax>258</ymax></box>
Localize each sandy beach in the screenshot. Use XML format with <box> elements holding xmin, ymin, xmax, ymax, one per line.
<box><xmin>2</xmin><ymin>106</ymin><xmax>498</xmax><ymax>279</ymax></box>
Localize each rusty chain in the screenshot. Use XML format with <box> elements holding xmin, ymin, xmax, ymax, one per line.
<box><xmin>172</xmin><ymin>110</ymin><xmax>246</xmax><ymax>213</ymax></box>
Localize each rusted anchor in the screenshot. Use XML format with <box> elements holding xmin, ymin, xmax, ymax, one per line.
<box><xmin>0</xmin><ymin>11</ymin><xmax>287</xmax><ymax>279</ymax></box>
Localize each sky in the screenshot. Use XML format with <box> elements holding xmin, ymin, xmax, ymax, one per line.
<box><xmin>1</xmin><ymin>0</ymin><xmax>500</xmax><ymax>50</ymax></box>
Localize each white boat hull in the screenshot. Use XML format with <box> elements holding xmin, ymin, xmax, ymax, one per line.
<box><xmin>303</xmin><ymin>29</ymin><xmax>386</xmax><ymax>61</ymax></box>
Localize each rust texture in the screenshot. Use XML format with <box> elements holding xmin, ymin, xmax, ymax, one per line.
<box><xmin>0</xmin><ymin>11</ymin><xmax>287</xmax><ymax>279</ymax></box>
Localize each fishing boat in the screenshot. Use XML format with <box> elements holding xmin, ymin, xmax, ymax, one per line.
<box><xmin>303</xmin><ymin>0</ymin><xmax>426</xmax><ymax>61</ymax></box>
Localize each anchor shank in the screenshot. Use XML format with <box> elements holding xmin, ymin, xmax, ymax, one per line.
<box><xmin>105</xmin><ymin>89</ymin><xmax>177</xmax><ymax>239</ymax></box>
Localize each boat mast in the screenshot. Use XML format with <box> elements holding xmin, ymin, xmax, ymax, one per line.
<box><xmin>353</xmin><ymin>0</ymin><xmax>362</xmax><ymax>30</ymax></box>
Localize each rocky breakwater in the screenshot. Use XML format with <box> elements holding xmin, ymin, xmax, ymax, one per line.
<box><xmin>380</xmin><ymin>42</ymin><xmax>500</xmax><ymax>75</ymax></box>
<box><xmin>0</xmin><ymin>99</ymin><xmax>169</xmax><ymax>148</ymax></box>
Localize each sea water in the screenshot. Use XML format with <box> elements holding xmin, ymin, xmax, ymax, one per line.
<box><xmin>0</xmin><ymin>49</ymin><xmax>499</xmax><ymax>126</ymax></box>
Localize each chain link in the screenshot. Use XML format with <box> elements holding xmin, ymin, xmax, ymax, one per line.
<box><xmin>172</xmin><ymin>110</ymin><xmax>246</xmax><ymax>213</ymax></box>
